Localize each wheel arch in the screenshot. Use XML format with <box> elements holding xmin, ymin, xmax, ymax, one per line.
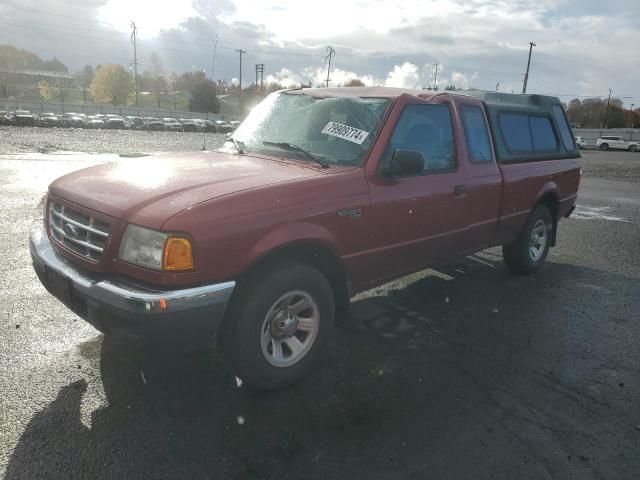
<box><xmin>535</xmin><ymin>188</ymin><xmax>560</xmax><ymax>246</ymax></box>
<box><xmin>239</xmin><ymin>227</ymin><xmax>350</xmax><ymax>311</ymax></box>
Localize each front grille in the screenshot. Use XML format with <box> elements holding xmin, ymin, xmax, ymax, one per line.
<box><xmin>49</xmin><ymin>201</ymin><xmax>110</xmax><ymax>262</ymax></box>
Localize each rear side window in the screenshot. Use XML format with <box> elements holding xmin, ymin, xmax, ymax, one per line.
<box><xmin>499</xmin><ymin>112</ymin><xmax>559</xmax><ymax>154</ymax></box>
<box><xmin>530</xmin><ymin>116</ymin><xmax>557</xmax><ymax>151</ymax></box>
<box><xmin>552</xmin><ymin>105</ymin><xmax>575</xmax><ymax>150</ymax></box>
<box><xmin>461</xmin><ymin>105</ymin><xmax>492</xmax><ymax>163</ymax></box>
<box><xmin>500</xmin><ymin>113</ymin><xmax>532</xmax><ymax>152</ymax></box>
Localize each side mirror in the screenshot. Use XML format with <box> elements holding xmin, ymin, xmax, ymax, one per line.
<box><xmin>387</xmin><ymin>149</ymin><xmax>425</xmax><ymax>177</ymax></box>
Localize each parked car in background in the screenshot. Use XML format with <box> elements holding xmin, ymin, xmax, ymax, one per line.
<box><xmin>192</xmin><ymin>119</ymin><xmax>206</xmax><ymax>132</ymax></box>
<box><xmin>63</xmin><ymin>113</ymin><xmax>86</xmax><ymax>129</ymax></box>
<box><xmin>203</xmin><ymin>120</ymin><xmax>218</xmax><ymax>132</ymax></box>
<box><xmin>596</xmin><ymin>135</ymin><xmax>639</xmax><ymax>152</ymax></box>
<box><xmin>86</xmin><ymin>116</ymin><xmax>105</xmax><ymax>129</ymax></box>
<box><xmin>214</xmin><ymin>120</ymin><xmax>233</xmax><ymax>133</ymax></box>
<box><xmin>36</xmin><ymin>113</ymin><xmax>60</xmax><ymax>128</ymax></box>
<box><xmin>143</xmin><ymin>117</ymin><xmax>166</xmax><ymax>131</ymax></box>
<box><xmin>13</xmin><ymin>110</ymin><xmax>35</xmax><ymax>126</ymax></box>
<box><xmin>230</xmin><ymin>120</ymin><xmax>241</xmax><ymax>130</ymax></box>
<box><xmin>105</xmin><ymin>115</ymin><xmax>126</xmax><ymax>129</ymax></box>
<box><xmin>0</xmin><ymin>111</ymin><xmax>12</xmax><ymax>125</ymax></box>
<box><xmin>125</xmin><ymin>116</ymin><xmax>144</xmax><ymax>130</ymax></box>
<box><xmin>574</xmin><ymin>136</ymin><xmax>586</xmax><ymax>149</ymax></box>
<box><xmin>180</xmin><ymin>118</ymin><xmax>199</xmax><ymax>132</ymax></box>
<box><xmin>163</xmin><ymin>117</ymin><xmax>183</xmax><ymax>132</ymax></box>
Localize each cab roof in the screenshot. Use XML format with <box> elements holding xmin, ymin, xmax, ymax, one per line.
<box><xmin>290</xmin><ymin>86</ymin><xmax>438</xmax><ymax>99</ymax></box>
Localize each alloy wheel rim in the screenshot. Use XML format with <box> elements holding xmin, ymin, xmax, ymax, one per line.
<box><xmin>260</xmin><ymin>290</ymin><xmax>320</xmax><ymax>367</ymax></box>
<box><xmin>529</xmin><ymin>218</ymin><xmax>548</xmax><ymax>262</ymax></box>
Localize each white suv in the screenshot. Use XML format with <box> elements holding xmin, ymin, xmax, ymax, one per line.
<box><xmin>596</xmin><ymin>136</ymin><xmax>639</xmax><ymax>152</ymax></box>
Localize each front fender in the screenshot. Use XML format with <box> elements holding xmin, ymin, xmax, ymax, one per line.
<box><xmin>245</xmin><ymin>222</ymin><xmax>343</xmax><ymax>267</ymax></box>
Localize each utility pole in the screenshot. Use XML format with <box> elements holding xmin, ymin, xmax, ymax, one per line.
<box><xmin>522</xmin><ymin>41</ymin><xmax>536</xmax><ymax>94</ymax></box>
<box><xmin>603</xmin><ymin>88</ymin><xmax>612</xmax><ymax>129</ymax></box>
<box><xmin>209</xmin><ymin>34</ymin><xmax>218</xmax><ymax>81</ymax></box>
<box><xmin>260</xmin><ymin>65</ymin><xmax>264</xmax><ymax>90</ymax></box>
<box><xmin>433</xmin><ymin>64</ymin><xmax>439</xmax><ymax>91</ymax></box>
<box><xmin>130</xmin><ymin>21</ymin><xmax>139</xmax><ymax>107</ymax></box>
<box><xmin>255</xmin><ymin>64</ymin><xmax>264</xmax><ymax>91</ymax></box>
<box><xmin>325</xmin><ymin>46</ymin><xmax>335</xmax><ymax>87</ymax></box>
<box><xmin>629</xmin><ymin>103</ymin><xmax>635</xmax><ymax>128</ymax></box>
<box><xmin>235</xmin><ymin>49</ymin><xmax>246</xmax><ymax>114</ymax></box>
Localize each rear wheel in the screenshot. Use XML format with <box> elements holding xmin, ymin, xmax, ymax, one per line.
<box><xmin>223</xmin><ymin>263</ymin><xmax>334</xmax><ymax>390</ymax></box>
<box><xmin>629</xmin><ymin>145</ymin><xmax>638</xmax><ymax>153</ymax></box>
<box><xmin>503</xmin><ymin>205</ymin><xmax>553</xmax><ymax>274</ymax></box>
<box><xmin>599</xmin><ymin>143</ymin><xmax>609</xmax><ymax>151</ymax></box>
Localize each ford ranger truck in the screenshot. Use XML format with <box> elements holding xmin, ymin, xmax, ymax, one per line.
<box><xmin>30</xmin><ymin>88</ymin><xmax>581</xmax><ymax>390</ymax></box>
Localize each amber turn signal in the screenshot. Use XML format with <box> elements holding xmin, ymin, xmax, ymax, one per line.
<box><xmin>163</xmin><ymin>237</ymin><xmax>194</xmax><ymax>271</ymax></box>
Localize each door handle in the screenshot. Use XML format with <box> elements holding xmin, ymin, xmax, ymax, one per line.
<box><xmin>454</xmin><ymin>185</ymin><xmax>467</xmax><ymax>197</ymax></box>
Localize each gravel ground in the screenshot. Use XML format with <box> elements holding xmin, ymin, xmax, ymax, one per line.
<box><xmin>1</xmin><ymin>135</ymin><xmax>639</xmax><ymax>479</ymax></box>
<box><xmin>580</xmin><ymin>149</ymin><xmax>640</xmax><ymax>182</ymax></box>
<box><xmin>0</xmin><ymin>126</ymin><xmax>227</xmax><ymax>154</ymax></box>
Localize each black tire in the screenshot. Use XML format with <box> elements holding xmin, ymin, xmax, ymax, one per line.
<box><xmin>629</xmin><ymin>145</ymin><xmax>638</xmax><ymax>153</ymax></box>
<box><xmin>503</xmin><ymin>205</ymin><xmax>553</xmax><ymax>274</ymax></box>
<box><xmin>599</xmin><ymin>143</ymin><xmax>609</xmax><ymax>151</ymax></box>
<box><xmin>223</xmin><ymin>262</ymin><xmax>334</xmax><ymax>390</ymax></box>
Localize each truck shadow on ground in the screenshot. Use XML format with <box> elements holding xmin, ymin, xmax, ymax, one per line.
<box><xmin>5</xmin><ymin>252</ymin><xmax>639</xmax><ymax>480</ymax></box>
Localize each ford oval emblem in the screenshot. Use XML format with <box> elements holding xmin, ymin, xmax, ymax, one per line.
<box><xmin>63</xmin><ymin>223</ymin><xmax>81</xmax><ymax>239</ymax></box>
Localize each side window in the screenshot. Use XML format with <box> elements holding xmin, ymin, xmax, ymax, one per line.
<box><xmin>530</xmin><ymin>116</ymin><xmax>557</xmax><ymax>151</ymax></box>
<box><xmin>460</xmin><ymin>105</ymin><xmax>492</xmax><ymax>163</ymax></box>
<box><xmin>385</xmin><ymin>104</ymin><xmax>454</xmax><ymax>174</ymax></box>
<box><xmin>500</xmin><ymin>112</ymin><xmax>559</xmax><ymax>154</ymax></box>
<box><xmin>500</xmin><ymin>113</ymin><xmax>532</xmax><ymax>153</ymax></box>
<box><xmin>552</xmin><ymin>105</ymin><xmax>575</xmax><ymax>150</ymax></box>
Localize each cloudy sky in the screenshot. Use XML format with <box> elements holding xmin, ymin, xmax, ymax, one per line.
<box><xmin>1</xmin><ymin>0</ymin><xmax>639</xmax><ymax>104</ymax></box>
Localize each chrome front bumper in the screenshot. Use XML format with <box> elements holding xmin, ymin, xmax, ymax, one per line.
<box><xmin>30</xmin><ymin>225</ymin><xmax>235</xmax><ymax>317</ymax></box>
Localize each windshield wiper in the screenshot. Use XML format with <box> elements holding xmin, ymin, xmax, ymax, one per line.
<box><xmin>229</xmin><ymin>136</ymin><xmax>245</xmax><ymax>154</ymax></box>
<box><xmin>262</xmin><ymin>141</ymin><xmax>328</xmax><ymax>168</ymax></box>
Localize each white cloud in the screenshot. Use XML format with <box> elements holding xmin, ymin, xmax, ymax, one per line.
<box><xmin>384</xmin><ymin>63</ymin><xmax>421</xmax><ymax>88</ymax></box>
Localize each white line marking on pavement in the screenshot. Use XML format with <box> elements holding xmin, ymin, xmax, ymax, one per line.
<box><xmin>572</xmin><ymin>205</ymin><xmax>629</xmax><ymax>223</ymax></box>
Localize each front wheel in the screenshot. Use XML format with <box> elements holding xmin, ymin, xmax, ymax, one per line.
<box><xmin>599</xmin><ymin>143</ymin><xmax>609</xmax><ymax>151</ymax></box>
<box><xmin>224</xmin><ymin>263</ymin><xmax>334</xmax><ymax>390</ymax></box>
<box><xmin>503</xmin><ymin>205</ymin><xmax>553</xmax><ymax>274</ymax></box>
<box><xmin>629</xmin><ymin>145</ymin><xmax>638</xmax><ymax>153</ymax></box>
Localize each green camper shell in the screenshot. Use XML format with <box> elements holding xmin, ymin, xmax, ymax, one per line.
<box><xmin>462</xmin><ymin>91</ymin><xmax>581</xmax><ymax>163</ymax></box>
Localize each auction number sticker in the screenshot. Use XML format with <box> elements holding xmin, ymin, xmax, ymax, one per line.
<box><xmin>321</xmin><ymin>122</ymin><xmax>370</xmax><ymax>144</ymax></box>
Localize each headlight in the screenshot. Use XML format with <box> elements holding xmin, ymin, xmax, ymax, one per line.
<box><xmin>118</xmin><ymin>225</ymin><xmax>194</xmax><ymax>271</ymax></box>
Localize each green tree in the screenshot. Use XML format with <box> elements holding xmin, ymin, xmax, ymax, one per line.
<box><xmin>344</xmin><ymin>78</ymin><xmax>365</xmax><ymax>87</ymax></box>
<box><xmin>90</xmin><ymin>64</ymin><xmax>133</xmax><ymax>106</ymax></box>
<box><xmin>188</xmin><ymin>80</ymin><xmax>220</xmax><ymax>113</ymax></box>
<box><xmin>142</xmin><ymin>52</ymin><xmax>166</xmax><ymax>108</ymax></box>
<box><xmin>77</xmin><ymin>65</ymin><xmax>94</xmax><ymax>104</ymax></box>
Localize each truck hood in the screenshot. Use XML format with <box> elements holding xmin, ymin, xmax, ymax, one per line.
<box><xmin>49</xmin><ymin>151</ymin><xmax>324</xmax><ymax>229</ymax></box>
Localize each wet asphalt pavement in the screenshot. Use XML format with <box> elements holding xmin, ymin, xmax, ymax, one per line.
<box><xmin>0</xmin><ymin>147</ymin><xmax>639</xmax><ymax>479</ymax></box>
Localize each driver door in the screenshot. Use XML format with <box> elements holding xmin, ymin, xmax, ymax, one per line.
<box><xmin>361</xmin><ymin>95</ymin><xmax>470</xmax><ymax>285</ymax></box>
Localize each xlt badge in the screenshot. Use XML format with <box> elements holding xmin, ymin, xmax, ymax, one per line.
<box><xmin>336</xmin><ymin>208</ymin><xmax>362</xmax><ymax>218</ymax></box>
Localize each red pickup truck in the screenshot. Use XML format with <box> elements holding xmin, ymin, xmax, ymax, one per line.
<box><xmin>31</xmin><ymin>87</ymin><xmax>580</xmax><ymax>389</ymax></box>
